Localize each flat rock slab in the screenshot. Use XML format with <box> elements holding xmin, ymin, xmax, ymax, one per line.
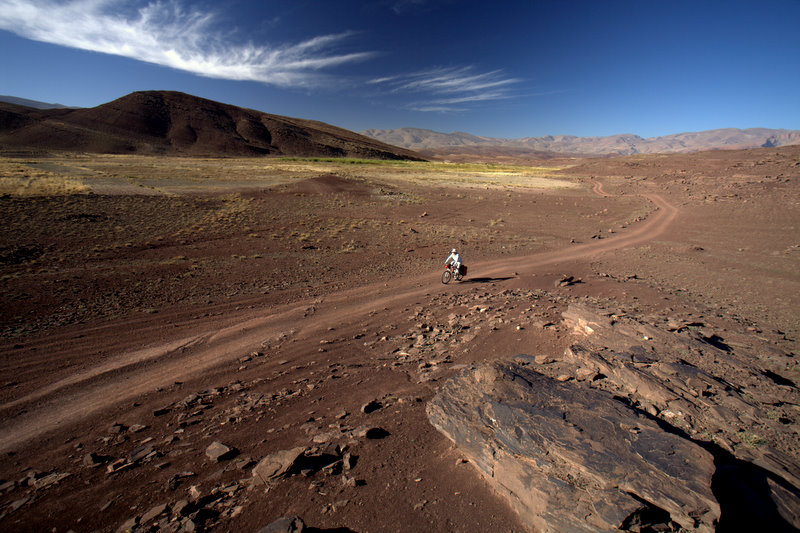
<box><xmin>256</xmin><ymin>516</ymin><xmax>305</xmax><ymax>533</ymax></box>
<box><xmin>205</xmin><ymin>441</ymin><xmax>237</xmax><ymax>462</ymax></box>
<box><xmin>252</xmin><ymin>447</ymin><xmax>308</xmax><ymax>486</ymax></box>
<box><xmin>427</xmin><ymin>361</ymin><xmax>720</xmax><ymax>533</ymax></box>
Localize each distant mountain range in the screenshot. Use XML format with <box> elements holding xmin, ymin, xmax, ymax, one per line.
<box><xmin>2</xmin><ymin>92</ymin><xmax>796</xmax><ymax>159</ymax></box>
<box><xmin>0</xmin><ymin>95</ymin><xmax>70</xmax><ymax>110</ymax></box>
<box><xmin>361</xmin><ymin>127</ymin><xmax>800</xmax><ymax>156</ymax></box>
<box><xmin>0</xmin><ymin>91</ymin><xmax>422</xmax><ymax>160</ymax></box>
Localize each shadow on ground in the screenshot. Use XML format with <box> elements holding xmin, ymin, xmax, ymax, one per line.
<box><xmin>626</xmin><ymin>399</ymin><xmax>800</xmax><ymax>532</ymax></box>
<box><xmin>461</xmin><ymin>276</ymin><xmax>515</xmax><ymax>284</ymax></box>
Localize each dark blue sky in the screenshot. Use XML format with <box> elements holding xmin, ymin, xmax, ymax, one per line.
<box><xmin>1</xmin><ymin>0</ymin><xmax>798</xmax><ymax>138</ymax></box>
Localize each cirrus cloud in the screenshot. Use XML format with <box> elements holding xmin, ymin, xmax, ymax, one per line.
<box><xmin>368</xmin><ymin>66</ymin><xmax>521</xmax><ymax>112</ymax></box>
<box><xmin>0</xmin><ymin>0</ymin><xmax>376</xmax><ymax>88</ymax></box>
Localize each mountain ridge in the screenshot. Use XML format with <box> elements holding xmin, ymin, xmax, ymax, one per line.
<box><xmin>362</xmin><ymin>126</ymin><xmax>800</xmax><ymax>156</ymax></box>
<box><xmin>0</xmin><ymin>91</ymin><xmax>424</xmax><ymax>160</ymax></box>
<box><xmin>0</xmin><ymin>95</ymin><xmax>71</xmax><ymax>110</ymax></box>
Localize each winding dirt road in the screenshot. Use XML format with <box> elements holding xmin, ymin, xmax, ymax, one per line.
<box><xmin>0</xmin><ymin>182</ymin><xmax>678</xmax><ymax>453</ymax></box>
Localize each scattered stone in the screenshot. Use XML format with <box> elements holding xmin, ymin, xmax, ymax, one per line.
<box><xmin>353</xmin><ymin>427</ymin><xmax>390</xmax><ymax>440</ymax></box>
<box><xmin>83</xmin><ymin>452</ymin><xmax>108</xmax><ymax>467</ymax></box>
<box><xmin>322</xmin><ymin>500</ymin><xmax>349</xmax><ymax>514</ymax></box>
<box><xmin>180</xmin><ymin>518</ymin><xmax>197</xmax><ymax>532</ymax></box>
<box><xmin>534</xmin><ymin>354</ymin><xmax>556</xmax><ymax>365</ymax></box>
<box><xmin>575</xmin><ymin>367</ymin><xmax>599</xmax><ymax>381</ymax></box>
<box><xmin>256</xmin><ymin>516</ymin><xmax>305</xmax><ymax>533</ymax></box>
<box><xmin>361</xmin><ymin>400</ymin><xmax>383</xmax><ymax>414</ymax></box>
<box><xmin>165</xmin><ymin>470</ymin><xmax>196</xmax><ymax>490</ymax></box>
<box><xmin>33</xmin><ymin>471</ymin><xmax>70</xmax><ymax>489</ymax></box>
<box><xmin>555</xmin><ymin>275</ymin><xmax>581</xmax><ymax>288</ymax></box>
<box><xmin>115</xmin><ymin>516</ymin><xmax>139</xmax><ymax>533</ymax></box>
<box><xmin>205</xmin><ymin>441</ymin><xmax>237</xmax><ymax>462</ymax></box>
<box><xmin>7</xmin><ymin>497</ymin><xmax>28</xmax><ymax>512</ymax></box>
<box><xmin>342</xmin><ymin>451</ymin><xmax>355</xmax><ymax>471</ymax></box>
<box><xmin>106</xmin><ymin>458</ymin><xmax>134</xmax><ymax>474</ymax></box>
<box><xmin>129</xmin><ymin>445</ymin><xmax>156</xmax><ymax>463</ymax></box>
<box><xmin>140</xmin><ymin>503</ymin><xmax>169</xmax><ymax>525</ymax></box>
<box><xmin>252</xmin><ymin>447</ymin><xmax>308</xmax><ymax>486</ymax></box>
<box><xmin>311</xmin><ymin>430</ymin><xmax>340</xmax><ymax>444</ymax></box>
<box><xmin>173</xmin><ymin>499</ymin><xmax>191</xmax><ymax>516</ymax></box>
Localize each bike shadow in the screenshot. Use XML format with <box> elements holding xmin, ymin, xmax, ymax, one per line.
<box><xmin>461</xmin><ymin>276</ymin><xmax>515</xmax><ymax>284</ymax></box>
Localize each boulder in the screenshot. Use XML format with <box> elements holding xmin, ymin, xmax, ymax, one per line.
<box><xmin>252</xmin><ymin>447</ymin><xmax>307</xmax><ymax>486</ymax></box>
<box><xmin>205</xmin><ymin>441</ymin><xmax>236</xmax><ymax>462</ymax></box>
<box><xmin>256</xmin><ymin>516</ymin><xmax>304</xmax><ymax>533</ymax></box>
<box><xmin>427</xmin><ymin>361</ymin><xmax>720</xmax><ymax>532</ymax></box>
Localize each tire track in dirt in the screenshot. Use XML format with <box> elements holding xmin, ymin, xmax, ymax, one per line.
<box><xmin>0</xmin><ymin>181</ymin><xmax>678</xmax><ymax>453</ymax></box>
<box><xmin>474</xmin><ymin>185</ymin><xmax>676</xmax><ymax>276</ymax></box>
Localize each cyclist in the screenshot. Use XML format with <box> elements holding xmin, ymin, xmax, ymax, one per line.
<box><xmin>445</xmin><ymin>248</ymin><xmax>463</xmax><ymax>275</ymax></box>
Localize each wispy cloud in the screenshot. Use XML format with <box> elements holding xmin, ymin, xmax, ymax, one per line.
<box><xmin>369</xmin><ymin>66</ymin><xmax>521</xmax><ymax>112</ymax></box>
<box><xmin>0</xmin><ymin>0</ymin><xmax>376</xmax><ymax>87</ymax></box>
<box><xmin>388</xmin><ymin>0</ymin><xmax>457</xmax><ymax>15</ymax></box>
<box><xmin>390</xmin><ymin>0</ymin><xmax>429</xmax><ymax>14</ymax></box>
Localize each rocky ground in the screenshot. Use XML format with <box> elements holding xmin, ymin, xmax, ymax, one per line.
<box><xmin>0</xmin><ymin>146</ymin><xmax>798</xmax><ymax>532</ymax></box>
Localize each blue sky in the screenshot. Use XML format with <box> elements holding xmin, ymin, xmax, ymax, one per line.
<box><xmin>1</xmin><ymin>0</ymin><xmax>798</xmax><ymax>138</ymax></box>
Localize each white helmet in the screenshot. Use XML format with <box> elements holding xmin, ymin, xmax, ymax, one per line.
<box><xmin>451</xmin><ymin>248</ymin><xmax>457</xmax><ymax>253</ymax></box>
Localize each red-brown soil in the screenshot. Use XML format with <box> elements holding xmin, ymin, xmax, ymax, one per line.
<box><xmin>0</xmin><ymin>146</ymin><xmax>798</xmax><ymax>532</ymax></box>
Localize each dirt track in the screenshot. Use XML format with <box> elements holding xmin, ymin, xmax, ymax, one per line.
<box><xmin>1</xmin><ymin>147</ymin><xmax>798</xmax><ymax>532</ymax></box>
<box><xmin>0</xmin><ymin>182</ymin><xmax>676</xmax><ymax>453</ymax></box>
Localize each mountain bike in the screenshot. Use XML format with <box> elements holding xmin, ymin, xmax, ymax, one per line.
<box><xmin>441</xmin><ymin>263</ymin><xmax>467</xmax><ymax>284</ymax></box>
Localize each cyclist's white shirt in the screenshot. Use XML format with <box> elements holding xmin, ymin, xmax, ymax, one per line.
<box><xmin>445</xmin><ymin>252</ymin><xmax>462</xmax><ymax>265</ymax></box>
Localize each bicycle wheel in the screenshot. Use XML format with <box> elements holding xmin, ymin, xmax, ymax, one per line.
<box><xmin>441</xmin><ymin>270</ymin><xmax>452</xmax><ymax>284</ymax></box>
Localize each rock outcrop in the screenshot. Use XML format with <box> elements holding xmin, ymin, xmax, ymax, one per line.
<box><xmin>428</xmin><ymin>361</ymin><xmax>720</xmax><ymax>532</ymax></box>
<box><xmin>428</xmin><ymin>301</ymin><xmax>800</xmax><ymax>532</ymax></box>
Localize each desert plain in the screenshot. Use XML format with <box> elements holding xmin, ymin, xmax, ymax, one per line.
<box><xmin>1</xmin><ymin>146</ymin><xmax>799</xmax><ymax>532</ymax></box>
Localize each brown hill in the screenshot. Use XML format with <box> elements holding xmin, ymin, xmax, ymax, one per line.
<box><xmin>0</xmin><ymin>91</ymin><xmax>423</xmax><ymax>160</ymax></box>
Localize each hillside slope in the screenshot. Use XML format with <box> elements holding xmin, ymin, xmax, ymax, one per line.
<box><xmin>0</xmin><ymin>91</ymin><xmax>423</xmax><ymax>159</ymax></box>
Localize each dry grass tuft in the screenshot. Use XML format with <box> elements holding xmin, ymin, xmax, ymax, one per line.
<box><xmin>0</xmin><ymin>161</ymin><xmax>90</xmax><ymax>196</ymax></box>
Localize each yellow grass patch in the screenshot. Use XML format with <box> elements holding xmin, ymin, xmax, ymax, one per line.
<box><xmin>1</xmin><ymin>154</ymin><xmax>577</xmax><ymax>195</ymax></box>
<box><xmin>0</xmin><ymin>161</ymin><xmax>90</xmax><ymax>196</ymax></box>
